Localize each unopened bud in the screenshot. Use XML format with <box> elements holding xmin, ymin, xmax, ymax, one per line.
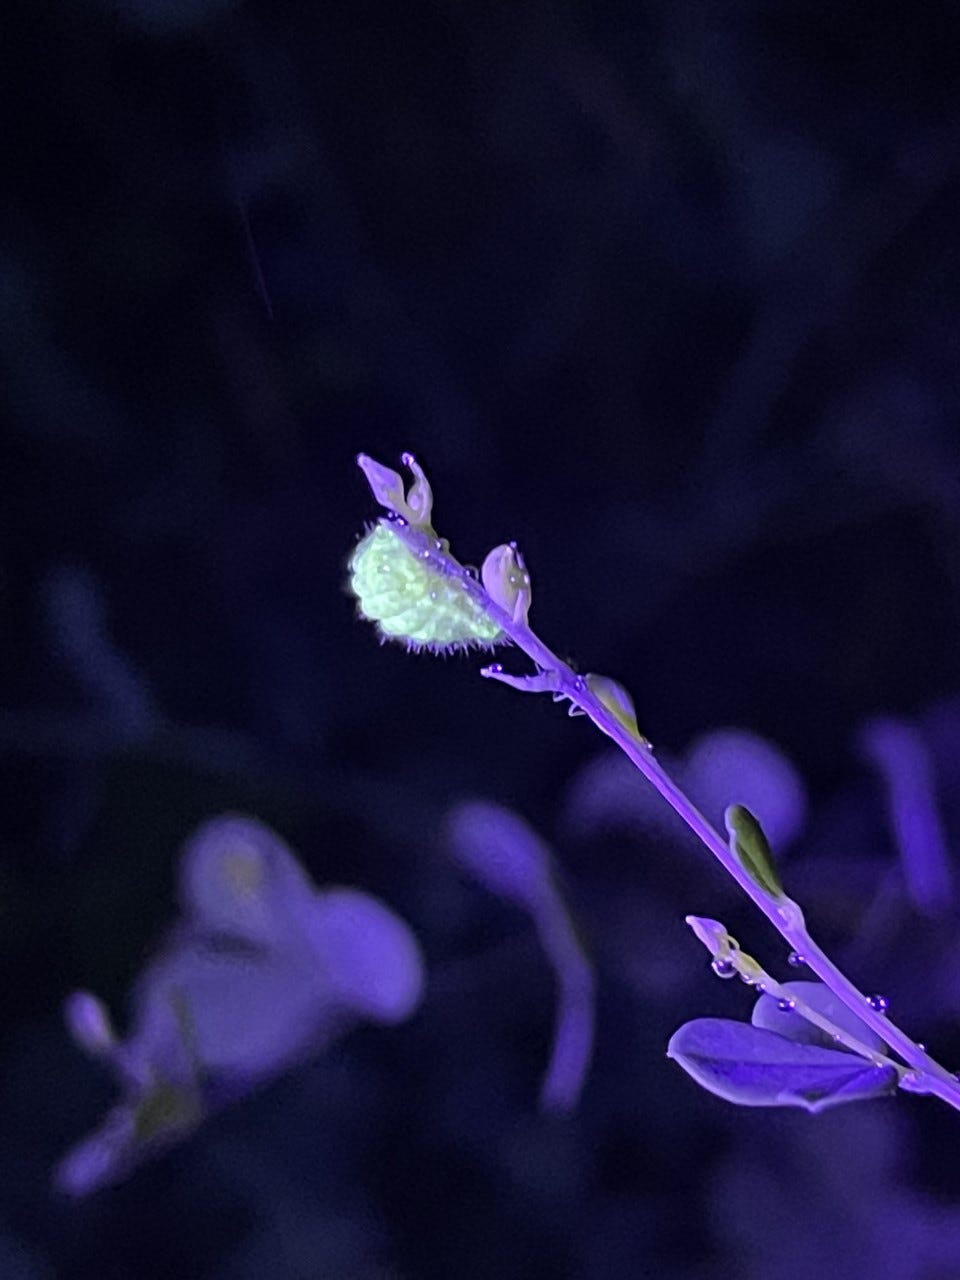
<box><xmin>400</xmin><ymin>452</ymin><xmax>434</xmax><ymax>527</ymax></box>
<box><xmin>481</xmin><ymin>543</ymin><xmax>531</xmax><ymax>623</ymax></box>
<box><xmin>356</xmin><ymin>452</ymin><xmax>435</xmax><ymax>529</ymax></box>
<box><xmin>685</xmin><ymin>915</ymin><xmax>733</xmax><ymax>959</ymax></box>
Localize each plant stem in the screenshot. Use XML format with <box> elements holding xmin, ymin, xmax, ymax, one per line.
<box><xmin>388</xmin><ymin>516</ymin><xmax>960</xmax><ymax>1110</ymax></box>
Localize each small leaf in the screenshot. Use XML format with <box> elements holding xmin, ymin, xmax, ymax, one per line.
<box><xmin>584</xmin><ymin>673</ymin><xmax>651</xmax><ymax>746</ymax></box>
<box><xmin>752</xmin><ymin>980</ymin><xmax>888</xmax><ymax>1053</ymax></box>
<box><xmin>725</xmin><ymin>803</ymin><xmax>784</xmax><ymax>898</ymax></box>
<box><xmin>667</xmin><ymin>1018</ymin><xmax>898</xmax><ymax>1113</ymax></box>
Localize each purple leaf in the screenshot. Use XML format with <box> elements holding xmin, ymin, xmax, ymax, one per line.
<box><xmin>667</xmin><ymin>1018</ymin><xmax>898</xmax><ymax>1113</ymax></box>
<box><xmin>752</xmin><ymin>980</ymin><xmax>888</xmax><ymax>1053</ymax></box>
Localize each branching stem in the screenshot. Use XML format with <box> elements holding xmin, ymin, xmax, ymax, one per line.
<box><xmin>384</xmin><ymin>509</ymin><xmax>960</xmax><ymax>1112</ymax></box>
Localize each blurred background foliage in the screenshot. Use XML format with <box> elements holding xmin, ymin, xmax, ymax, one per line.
<box><xmin>5</xmin><ymin>0</ymin><xmax>960</xmax><ymax>1276</ymax></box>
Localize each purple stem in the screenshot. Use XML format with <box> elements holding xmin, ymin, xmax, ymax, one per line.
<box><xmin>387</xmin><ymin>512</ymin><xmax>960</xmax><ymax>1111</ymax></box>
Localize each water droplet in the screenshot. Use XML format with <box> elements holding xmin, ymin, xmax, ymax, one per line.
<box><xmin>867</xmin><ymin>994</ymin><xmax>889</xmax><ymax>1014</ymax></box>
<box><xmin>917</xmin><ymin>1043</ymin><xmax>926</xmax><ymax>1053</ymax></box>
<box><xmin>488</xmin><ymin>663</ymin><xmax>503</xmax><ymax>674</ymax></box>
<box><xmin>777</xmin><ymin>998</ymin><xmax>796</xmax><ymax>1012</ymax></box>
<box><xmin>434</xmin><ymin>539</ymin><xmax>444</xmax><ymax>551</ymax></box>
<box><xmin>754</xmin><ymin>982</ymin><xmax>767</xmax><ymax>995</ymax></box>
<box><xmin>421</xmin><ymin>549</ymin><xmax>431</xmax><ymax>559</ymax></box>
<box><xmin>401</xmin><ymin>451</ymin><xmax>415</xmax><ymax>467</ymax></box>
<box><xmin>395</xmin><ymin>516</ymin><xmax>408</xmax><ymax>527</ymax></box>
<box><xmin>464</xmin><ymin>565</ymin><xmax>479</xmax><ymax>580</ymax></box>
<box><xmin>787</xmin><ymin>951</ymin><xmax>806</xmax><ymax>967</ymax></box>
<box><xmin>711</xmin><ymin>957</ymin><xmax>736</xmax><ymax>979</ymax></box>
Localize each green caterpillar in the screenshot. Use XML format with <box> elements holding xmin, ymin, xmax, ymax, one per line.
<box><xmin>348</xmin><ymin>522</ymin><xmax>503</xmax><ymax>653</ymax></box>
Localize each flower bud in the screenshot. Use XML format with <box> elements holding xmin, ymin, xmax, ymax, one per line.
<box><xmin>684</xmin><ymin>915</ymin><xmax>732</xmax><ymax>959</ymax></box>
<box><xmin>356</xmin><ymin>454</ymin><xmax>407</xmax><ymax>512</ymax></box>
<box><xmin>400</xmin><ymin>452</ymin><xmax>434</xmax><ymax>527</ymax></box>
<box><xmin>481</xmin><ymin>543</ymin><xmax>531</xmax><ymax>623</ymax></box>
<box><xmin>356</xmin><ymin>452</ymin><xmax>435</xmax><ymax>529</ymax></box>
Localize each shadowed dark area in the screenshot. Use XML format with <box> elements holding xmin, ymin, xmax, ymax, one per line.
<box><xmin>5</xmin><ymin>2</ymin><xmax>960</xmax><ymax>1276</ymax></box>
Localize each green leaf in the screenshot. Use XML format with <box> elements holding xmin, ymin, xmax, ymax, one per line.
<box><xmin>725</xmin><ymin>803</ymin><xmax>784</xmax><ymax>898</ymax></box>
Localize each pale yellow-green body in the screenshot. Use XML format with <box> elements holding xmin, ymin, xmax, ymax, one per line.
<box><xmin>349</xmin><ymin>522</ymin><xmax>502</xmax><ymax>652</ymax></box>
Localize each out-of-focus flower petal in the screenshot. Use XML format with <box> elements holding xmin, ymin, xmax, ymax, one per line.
<box><xmin>444</xmin><ymin>799</ymin><xmax>553</xmax><ymax>911</ymax></box>
<box><xmin>58</xmin><ymin>814</ymin><xmax>425</xmax><ymax>1196</ymax></box>
<box><xmin>63</xmin><ymin>991</ymin><xmax>116</xmax><ymax>1058</ymax></box>
<box><xmin>311</xmin><ymin>889</ymin><xmax>424</xmax><ymax>1024</ymax></box>
<box><xmin>128</xmin><ymin>940</ymin><xmax>332</xmax><ymax>1081</ymax></box>
<box><xmin>564</xmin><ymin>748</ymin><xmax>688</xmax><ymax>839</ymax></box>
<box><xmin>565</xmin><ymin>728</ymin><xmax>807</xmax><ymax>854</ymax></box>
<box><xmin>55</xmin><ymin>1082</ymin><xmax>203</xmax><ymax>1199</ymax></box>
<box><xmin>681</xmin><ymin>728</ymin><xmax>807</xmax><ymax>850</ymax></box>
<box><xmin>859</xmin><ymin>715</ymin><xmax>953</xmax><ymax>916</ymax></box>
<box><xmin>179</xmin><ymin>814</ymin><xmax>316</xmax><ymax>950</ymax></box>
<box><xmin>54</xmin><ymin>1106</ymin><xmax>138</xmax><ymax>1198</ymax></box>
<box><xmin>444</xmin><ymin>799</ymin><xmax>595</xmax><ymax>1112</ymax></box>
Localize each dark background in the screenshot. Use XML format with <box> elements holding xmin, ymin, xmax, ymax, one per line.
<box><xmin>5</xmin><ymin>1</ymin><xmax>960</xmax><ymax>1276</ymax></box>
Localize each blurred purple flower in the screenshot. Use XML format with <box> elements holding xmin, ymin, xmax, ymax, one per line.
<box><xmin>444</xmin><ymin>800</ymin><xmax>595</xmax><ymax>1113</ymax></box>
<box><xmin>56</xmin><ymin>815</ymin><xmax>424</xmax><ymax>1196</ymax></box>
<box><xmin>859</xmin><ymin>715</ymin><xmax>954</xmax><ymax>917</ymax></box>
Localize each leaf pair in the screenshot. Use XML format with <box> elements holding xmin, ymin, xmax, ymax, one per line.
<box><xmin>668</xmin><ymin>981</ymin><xmax>898</xmax><ymax>1114</ymax></box>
